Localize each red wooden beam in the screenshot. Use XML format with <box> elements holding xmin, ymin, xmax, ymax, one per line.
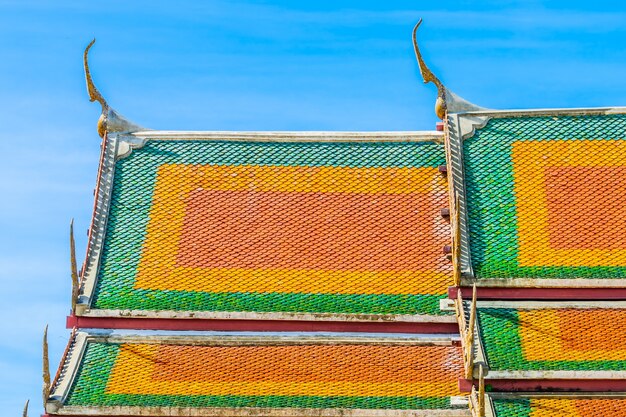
<box><xmin>449</xmin><ymin>286</ymin><xmax>626</xmax><ymax>300</ymax></box>
<box><xmin>459</xmin><ymin>378</ymin><xmax>626</xmax><ymax>392</ymax></box>
<box><xmin>66</xmin><ymin>315</ymin><xmax>460</xmax><ymax>334</ymax></box>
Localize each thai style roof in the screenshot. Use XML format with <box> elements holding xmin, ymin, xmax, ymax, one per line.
<box><xmin>76</xmin><ymin>131</ymin><xmax>455</xmax><ymax>322</ymax></box>
<box><xmin>37</xmin><ymin>25</ymin><xmax>626</xmax><ymax>417</ymax></box>
<box><xmin>46</xmin><ymin>330</ymin><xmax>469</xmax><ymax>416</ymax></box>
<box><xmin>484</xmin><ymin>394</ymin><xmax>626</xmax><ymax>417</ymax></box>
<box><xmin>463</xmin><ymin>301</ymin><xmax>626</xmax><ymax>379</ymax></box>
<box><xmin>445</xmin><ymin>108</ymin><xmax>626</xmax><ymax>287</ymax></box>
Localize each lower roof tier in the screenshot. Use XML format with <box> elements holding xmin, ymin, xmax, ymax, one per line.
<box><xmin>48</xmin><ymin>330</ymin><xmax>468</xmax><ymax>416</ymax></box>
<box><xmin>486</xmin><ymin>394</ymin><xmax>626</xmax><ymax>417</ymax></box>
<box><xmin>472</xmin><ymin>301</ymin><xmax>626</xmax><ymax>378</ymax></box>
<box><xmin>79</xmin><ymin>134</ymin><xmax>453</xmax><ymax>321</ymax></box>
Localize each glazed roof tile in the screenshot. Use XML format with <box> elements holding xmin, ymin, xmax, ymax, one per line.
<box><xmin>78</xmin><ymin>132</ymin><xmax>454</xmax><ymax>321</ymax></box>
<box><xmin>487</xmin><ymin>394</ymin><xmax>626</xmax><ymax>417</ymax></box>
<box><xmin>469</xmin><ymin>301</ymin><xmax>626</xmax><ymax>378</ymax></box>
<box><xmin>59</xmin><ymin>36</ymin><xmax>626</xmax><ymax>417</ymax></box>
<box><xmin>446</xmin><ymin>109</ymin><xmax>626</xmax><ymax>286</ymax></box>
<box><xmin>47</xmin><ymin>331</ymin><xmax>469</xmax><ymax>416</ymax></box>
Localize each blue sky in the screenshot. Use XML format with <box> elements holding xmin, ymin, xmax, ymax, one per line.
<box><xmin>2</xmin><ymin>0</ymin><xmax>626</xmax><ymax>415</ymax></box>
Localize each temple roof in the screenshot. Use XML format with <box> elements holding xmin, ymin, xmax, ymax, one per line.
<box><xmin>465</xmin><ymin>301</ymin><xmax>626</xmax><ymax>379</ymax></box>
<box><xmin>445</xmin><ymin>108</ymin><xmax>626</xmax><ymax>286</ymax></box>
<box><xmin>39</xmin><ymin>29</ymin><xmax>626</xmax><ymax>417</ymax></box>
<box><xmin>47</xmin><ymin>330</ymin><xmax>469</xmax><ymax>416</ymax></box>
<box><xmin>76</xmin><ymin>131</ymin><xmax>455</xmax><ymax>322</ymax></box>
<box><xmin>485</xmin><ymin>394</ymin><xmax>626</xmax><ymax>417</ymax></box>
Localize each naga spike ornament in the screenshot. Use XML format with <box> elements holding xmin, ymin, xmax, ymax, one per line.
<box><xmin>42</xmin><ymin>325</ymin><xmax>51</xmax><ymax>407</ymax></box>
<box><xmin>70</xmin><ymin>219</ymin><xmax>79</xmax><ymax>313</ymax></box>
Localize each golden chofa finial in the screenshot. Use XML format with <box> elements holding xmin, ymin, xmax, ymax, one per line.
<box><xmin>412</xmin><ymin>20</ymin><xmax>486</xmax><ymax>119</ymax></box>
<box><xmin>83</xmin><ymin>39</ymin><xmax>144</xmax><ymax>138</ymax></box>
<box><xmin>412</xmin><ymin>19</ymin><xmax>447</xmax><ymax>119</ymax></box>
<box><xmin>84</xmin><ymin>39</ymin><xmax>108</xmax><ymax>137</ymax></box>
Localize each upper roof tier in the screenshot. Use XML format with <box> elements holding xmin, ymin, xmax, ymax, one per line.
<box><xmin>76</xmin><ymin>131</ymin><xmax>455</xmax><ymax>322</ymax></box>
<box><xmin>446</xmin><ymin>108</ymin><xmax>626</xmax><ymax>287</ymax></box>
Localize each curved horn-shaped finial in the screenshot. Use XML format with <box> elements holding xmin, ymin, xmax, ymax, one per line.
<box><xmin>42</xmin><ymin>325</ymin><xmax>50</xmax><ymax>408</ymax></box>
<box><xmin>22</xmin><ymin>399</ymin><xmax>29</xmax><ymax>417</ymax></box>
<box><xmin>412</xmin><ymin>19</ymin><xmax>444</xmax><ymax>91</ymax></box>
<box><xmin>82</xmin><ymin>39</ymin><xmax>145</xmax><ymax>138</ymax></box>
<box><xmin>412</xmin><ymin>19</ymin><xmax>447</xmax><ymax>119</ymax></box>
<box><xmin>84</xmin><ymin>39</ymin><xmax>108</xmax><ymax>112</ymax></box>
<box><xmin>413</xmin><ymin>20</ymin><xmax>487</xmax><ymax>118</ymax></box>
<box><xmin>84</xmin><ymin>39</ymin><xmax>110</xmax><ymax>137</ymax></box>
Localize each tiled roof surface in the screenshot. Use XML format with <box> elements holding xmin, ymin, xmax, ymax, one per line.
<box><xmin>61</xmin><ymin>336</ymin><xmax>466</xmax><ymax>412</ymax></box>
<box><xmin>92</xmin><ymin>140</ymin><xmax>452</xmax><ymax>317</ymax></box>
<box><xmin>477</xmin><ymin>306</ymin><xmax>626</xmax><ymax>372</ymax></box>
<box><xmin>463</xmin><ymin>114</ymin><xmax>626</xmax><ymax>279</ymax></box>
<box><xmin>491</xmin><ymin>397</ymin><xmax>626</xmax><ymax>417</ymax></box>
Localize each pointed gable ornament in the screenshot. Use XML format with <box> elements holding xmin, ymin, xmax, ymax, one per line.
<box><xmin>42</xmin><ymin>325</ymin><xmax>50</xmax><ymax>407</ymax></box>
<box><xmin>84</xmin><ymin>39</ymin><xmax>145</xmax><ymax>137</ymax></box>
<box><xmin>70</xmin><ymin>219</ymin><xmax>79</xmax><ymax>313</ymax></box>
<box><xmin>412</xmin><ymin>19</ymin><xmax>487</xmax><ymax>119</ymax></box>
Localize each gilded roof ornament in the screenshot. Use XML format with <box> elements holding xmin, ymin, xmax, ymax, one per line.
<box><xmin>412</xmin><ymin>19</ymin><xmax>447</xmax><ymax>119</ymax></box>
<box><xmin>84</xmin><ymin>40</ymin><xmax>108</xmax><ymax>113</ymax></box>
<box><xmin>412</xmin><ymin>19</ymin><xmax>486</xmax><ymax>119</ymax></box>
<box><xmin>70</xmin><ymin>219</ymin><xmax>78</xmax><ymax>313</ymax></box>
<box><xmin>42</xmin><ymin>325</ymin><xmax>50</xmax><ymax>408</ymax></box>
<box><xmin>477</xmin><ymin>365</ymin><xmax>485</xmax><ymax>416</ymax></box>
<box><xmin>83</xmin><ymin>39</ymin><xmax>144</xmax><ymax>137</ymax></box>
